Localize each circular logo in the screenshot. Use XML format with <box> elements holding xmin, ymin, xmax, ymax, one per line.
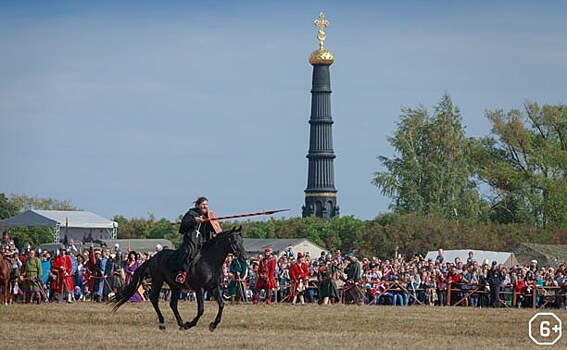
<box><xmin>529</xmin><ymin>312</ymin><xmax>562</xmax><ymax>346</ymax></box>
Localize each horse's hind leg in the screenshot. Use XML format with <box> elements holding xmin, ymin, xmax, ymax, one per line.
<box><xmin>168</xmin><ymin>286</ymin><xmax>184</xmax><ymax>328</ymax></box>
<box><xmin>1</xmin><ymin>281</ymin><xmax>6</xmax><ymax>305</ymax></box>
<box><xmin>208</xmin><ymin>285</ymin><xmax>225</xmax><ymax>332</ymax></box>
<box><xmin>150</xmin><ymin>279</ymin><xmax>166</xmax><ymax>330</ymax></box>
<box><xmin>182</xmin><ymin>288</ymin><xmax>204</xmax><ymax>330</ymax></box>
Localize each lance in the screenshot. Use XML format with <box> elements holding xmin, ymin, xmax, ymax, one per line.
<box><xmin>171</xmin><ymin>209</ymin><xmax>290</xmax><ymax>225</ymax></box>
<box><xmin>205</xmin><ymin>209</ymin><xmax>289</xmax><ymax>222</ymax></box>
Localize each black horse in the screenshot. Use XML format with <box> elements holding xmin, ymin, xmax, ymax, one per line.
<box><xmin>112</xmin><ymin>226</ymin><xmax>246</xmax><ymax>331</ymax></box>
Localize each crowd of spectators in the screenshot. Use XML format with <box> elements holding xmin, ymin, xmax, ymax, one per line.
<box><xmin>0</xmin><ymin>231</ymin><xmax>162</xmax><ymax>304</ymax></box>
<box><xmin>1</xmin><ymin>231</ymin><xmax>566</xmax><ymax>309</ymax></box>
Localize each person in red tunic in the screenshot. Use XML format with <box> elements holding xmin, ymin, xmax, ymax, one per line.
<box><xmin>290</xmin><ymin>253</ymin><xmax>309</xmax><ymax>304</ymax></box>
<box><xmin>253</xmin><ymin>247</ymin><xmax>276</xmax><ymax>304</ymax></box>
<box><xmin>52</xmin><ymin>248</ymin><xmax>74</xmax><ymax>303</ymax></box>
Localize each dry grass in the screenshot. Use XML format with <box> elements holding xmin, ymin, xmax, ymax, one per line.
<box><xmin>0</xmin><ymin>301</ymin><xmax>565</xmax><ymax>350</ymax></box>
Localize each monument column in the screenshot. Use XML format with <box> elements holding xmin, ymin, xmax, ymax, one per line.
<box><xmin>302</xmin><ymin>12</ymin><xmax>339</xmax><ymax>220</ymax></box>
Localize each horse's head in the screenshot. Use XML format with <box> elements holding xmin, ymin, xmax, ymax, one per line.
<box><xmin>224</xmin><ymin>226</ymin><xmax>247</xmax><ymax>263</ymax></box>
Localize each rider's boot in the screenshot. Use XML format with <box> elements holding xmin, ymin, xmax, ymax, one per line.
<box><xmin>175</xmin><ymin>271</ymin><xmax>187</xmax><ymax>284</ymax></box>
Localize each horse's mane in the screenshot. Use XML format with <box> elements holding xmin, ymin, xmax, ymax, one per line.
<box><xmin>200</xmin><ymin>230</ymin><xmax>231</xmax><ymax>253</ymax></box>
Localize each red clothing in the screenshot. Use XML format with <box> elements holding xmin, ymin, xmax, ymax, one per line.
<box><xmin>256</xmin><ymin>256</ymin><xmax>276</xmax><ymax>289</ymax></box>
<box><xmin>514</xmin><ymin>280</ymin><xmax>526</xmax><ymax>293</ymax></box>
<box><xmin>52</xmin><ymin>255</ymin><xmax>74</xmax><ymax>293</ymax></box>
<box><xmin>448</xmin><ymin>271</ymin><xmax>460</xmax><ymax>285</ymax></box>
<box><xmin>290</xmin><ymin>261</ymin><xmax>309</xmax><ymax>297</ymax></box>
<box><xmin>290</xmin><ymin>262</ymin><xmax>308</xmax><ymax>282</ymax></box>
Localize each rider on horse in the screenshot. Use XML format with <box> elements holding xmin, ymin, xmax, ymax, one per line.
<box><xmin>175</xmin><ymin>196</ymin><xmax>222</xmax><ymax>284</ymax></box>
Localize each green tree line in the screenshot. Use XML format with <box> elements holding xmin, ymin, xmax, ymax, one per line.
<box><xmin>373</xmin><ymin>94</ymin><xmax>567</xmax><ymax>229</ymax></box>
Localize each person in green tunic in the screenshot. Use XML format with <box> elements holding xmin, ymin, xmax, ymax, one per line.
<box><xmin>317</xmin><ymin>253</ymin><xmax>340</xmax><ymax>304</ymax></box>
<box><xmin>228</xmin><ymin>255</ymin><xmax>248</xmax><ymax>304</ymax></box>
<box><xmin>343</xmin><ymin>253</ymin><xmax>363</xmax><ymax>305</ymax></box>
<box><xmin>23</xmin><ymin>249</ymin><xmax>43</xmax><ymax>304</ymax></box>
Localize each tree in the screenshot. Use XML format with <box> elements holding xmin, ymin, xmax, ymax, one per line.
<box><xmin>474</xmin><ymin>103</ymin><xmax>567</xmax><ymax>227</ymax></box>
<box><xmin>9</xmin><ymin>193</ymin><xmax>79</xmax><ymax>211</ymax></box>
<box><xmin>112</xmin><ymin>215</ymin><xmax>151</xmax><ymax>239</ymax></box>
<box><xmin>0</xmin><ymin>193</ymin><xmax>18</xmax><ymax>220</ymax></box>
<box><xmin>372</xmin><ymin>94</ymin><xmax>485</xmax><ymax>221</ymax></box>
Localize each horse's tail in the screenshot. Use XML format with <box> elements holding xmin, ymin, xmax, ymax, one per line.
<box><xmin>110</xmin><ymin>259</ymin><xmax>151</xmax><ymax>312</ymax></box>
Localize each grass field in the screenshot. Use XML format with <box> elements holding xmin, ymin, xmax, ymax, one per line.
<box><xmin>0</xmin><ymin>301</ymin><xmax>565</xmax><ymax>350</ymax></box>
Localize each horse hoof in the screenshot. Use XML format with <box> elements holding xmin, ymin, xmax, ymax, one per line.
<box><xmin>159</xmin><ymin>323</ymin><xmax>166</xmax><ymax>330</ymax></box>
<box><xmin>209</xmin><ymin>323</ymin><xmax>217</xmax><ymax>332</ymax></box>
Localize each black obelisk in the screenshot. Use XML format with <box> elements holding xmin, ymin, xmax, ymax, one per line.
<box><xmin>302</xmin><ymin>12</ymin><xmax>339</xmax><ymax>220</ymax></box>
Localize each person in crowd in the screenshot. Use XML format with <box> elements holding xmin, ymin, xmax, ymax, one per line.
<box><xmin>466</xmin><ymin>251</ymin><xmax>475</xmax><ymax>266</ymax></box>
<box><xmin>487</xmin><ymin>261</ymin><xmax>503</xmax><ymax>308</ymax></box>
<box><xmin>511</xmin><ymin>270</ymin><xmax>525</xmax><ymax>308</ymax></box>
<box><xmin>343</xmin><ymin>253</ymin><xmax>363</xmax><ymax>305</ymax></box>
<box><xmin>1</xmin><ymin>231</ymin><xmax>10</xmax><ymax>245</ymax></box>
<box><xmin>229</xmin><ymin>252</ymin><xmax>249</xmax><ymax>304</ymax></box>
<box><xmin>425</xmin><ymin>273</ymin><xmax>438</xmax><ymax>306</ymax></box>
<box><xmin>74</xmin><ymin>254</ymin><xmax>87</xmax><ymax>298</ymax></box>
<box><xmin>253</xmin><ymin>247</ymin><xmax>276</xmax><ymax>305</ymax></box>
<box><xmin>436</xmin><ymin>267</ymin><xmax>448</xmax><ymax>306</ymax></box>
<box><xmin>112</xmin><ymin>243</ymin><xmax>122</xmax><ymax>260</ymax></box>
<box><xmin>247</xmin><ymin>261</ymin><xmax>258</xmax><ymax>301</ymax></box>
<box><xmin>409</xmin><ymin>269</ymin><xmax>422</xmax><ymax>305</ymax></box>
<box><xmin>94</xmin><ymin>250</ymin><xmax>111</xmax><ymax>302</ymax></box>
<box><xmin>447</xmin><ymin>265</ymin><xmax>462</xmax><ymax>305</ymax></box>
<box><xmin>435</xmin><ymin>248</ymin><xmax>445</xmax><ymax>264</ymax></box>
<box><xmin>39</xmin><ymin>250</ymin><xmax>51</xmax><ymax>300</ymax></box>
<box><xmin>66</xmin><ymin>239</ymin><xmax>78</xmax><ymax>255</ymax></box>
<box><xmin>290</xmin><ymin>253</ymin><xmax>308</xmax><ymax>305</ymax></box>
<box><xmin>275</xmin><ymin>256</ymin><xmax>290</xmax><ymax>302</ymax></box>
<box><xmin>318</xmin><ymin>253</ymin><xmax>340</xmax><ymax>305</ymax></box>
<box><xmin>23</xmin><ymin>249</ymin><xmax>42</xmax><ymax>304</ymax></box>
<box><xmin>6</xmin><ymin>242</ymin><xmax>21</xmax><ymax>282</ymax></box>
<box><xmin>469</xmin><ymin>269</ymin><xmax>480</xmax><ymax>307</ymax></box>
<box><xmin>459</xmin><ymin>265</ymin><xmax>471</xmax><ymax>307</ymax></box>
<box><xmin>72</xmin><ymin>286</ymin><xmax>84</xmax><ymax>301</ymax></box>
<box><xmin>390</xmin><ymin>275</ymin><xmax>406</xmax><ymax>306</ymax></box>
<box><xmin>500</xmin><ymin>267</ymin><xmax>513</xmax><ymax>306</ymax></box>
<box><xmin>283</xmin><ymin>244</ymin><xmax>295</xmax><ymax>260</ymax></box>
<box><xmin>317</xmin><ymin>251</ymin><xmax>327</xmax><ymax>265</ymax></box>
<box><xmin>109</xmin><ymin>252</ymin><xmax>124</xmax><ymax>297</ymax></box>
<box><xmin>124</xmin><ymin>251</ymin><xmax>144</xmax><ymax>302</ymax></box>
<box><xmin>51</xmin><ymin>248</ymin><xmax>74</xmax><ymax>303</ymax></box>
<box><xmin>478</xmin><ymin>265</ymin><xmax>490</xmax><ymax>307</ymax></box>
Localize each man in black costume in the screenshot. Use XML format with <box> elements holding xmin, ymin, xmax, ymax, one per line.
<box><xmin>175</xmin><ymin>196</ymin><xmax>222</xmax><ymax>283</ymax></box>
<box><xmin>487</xmin><ymin>261</ymin><xmax>503</xmax><ymax>308</ymax></box>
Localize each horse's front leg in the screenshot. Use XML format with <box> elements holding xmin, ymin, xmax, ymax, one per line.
<box><xmin>208</xmin><ymin>285</ymin><xmax>224</xmax><ymax>332</ymax></box>
<box><xmin>181</xmin><ymin>288</ymin><xmax>204</xmax><ymax>330</ymax></box>
<box><xmin>168</xmin><ymin>287</ymin><xmax>184</xmax><ymax>328</ymax></box>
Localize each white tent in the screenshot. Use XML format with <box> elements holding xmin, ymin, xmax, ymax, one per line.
<box><xmin>244</xmin><ymin>238</ymin><xmax>326</xmax><ymax>261</ymax></box>
<box><xmin>2</xmin><ymin>210</ymin><xmax>118</xmax><ymax>243</ymax></box>
<box><xmin>425</xmin><ymin>249</ymin><xmax>518</xmax><ymax>267</ymax></box>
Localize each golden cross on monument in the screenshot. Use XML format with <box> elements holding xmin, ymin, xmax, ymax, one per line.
<box><xmin>314</xmin><ymin>12</ymin><xmax>329</xmax><ymax>51</ymax></box>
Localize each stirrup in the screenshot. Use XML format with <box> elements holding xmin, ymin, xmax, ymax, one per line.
<box><xmin>175</xmin><ymin>273</ymin><xmax>186</xmax><ymax>284</ymax></box>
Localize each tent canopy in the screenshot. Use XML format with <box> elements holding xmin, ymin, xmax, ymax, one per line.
<box><xmin>2</xmin><ymin>210</ymin><xmax>117</xmax><ymax>229</ymax></box>
<box><xmin>38</xmin><ymin>238</ymin><xmax>174</xmax><ymax>254</ymax></box>
<box><xmin>243</xmin><ymin>238</ymin><xmax>326</xmax><ymax>260</ymax></box>
<box><xmin>425</xmin><ymin>249</ymin><xmax>518</xmax><ymax>267</ymax></box>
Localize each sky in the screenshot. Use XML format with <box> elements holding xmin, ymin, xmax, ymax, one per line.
<box><xmin>1</xmin><ymin>1</ymin><xmax>567</xmax><ymax>222</ymax></box>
